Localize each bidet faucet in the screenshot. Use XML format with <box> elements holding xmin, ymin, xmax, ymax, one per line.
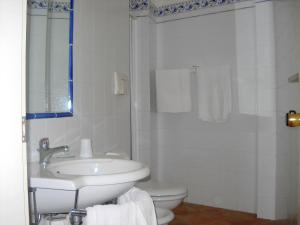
<box><xmin>38</xmin><ymin>138</ymin><xmax>69</xmax><ymax>168</ymax></box>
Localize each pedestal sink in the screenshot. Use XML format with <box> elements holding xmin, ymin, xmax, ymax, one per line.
<box><xmin>29</xmin><ymin>158</ymin><xmax>150</xmax><ymax>214</ymax></box>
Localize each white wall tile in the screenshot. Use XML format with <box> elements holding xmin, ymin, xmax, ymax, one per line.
<box><xmin>45</xmin><ymin>118</ymin><xmax>67</xmax><ymax>146</ymax></box>
<box><xmin>132</xmin><ymin>0</ymin><xmax>299</xmax><ymax>220</ymax></box>
<box><xmin>273</xmin><ymin>0</ymin><xmax>300</xmax><ymax>219</ymax></box>
<box><xmin>140</xmin><ymin>6</ymin><xmax>258</xmax><ymax>213</ymax></box>
<box><xmin>257</xmin><ymin>196</ymin><xmax>276</xmax><ymax>219</ymax></box>
<box><xmin>27</xmin><ymin>119</ymin><xmax>46</xmax><ymax>162</ymax></box>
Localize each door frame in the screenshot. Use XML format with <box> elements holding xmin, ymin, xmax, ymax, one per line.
<box><xmin>0</xmin><ymin>0</ymin><xmax>29</xmax><ymax>225</ymax></box>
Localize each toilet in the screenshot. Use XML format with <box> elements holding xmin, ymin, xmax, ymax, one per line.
<box><xmin>156</xmin><ymin>208</ymin><xmax>175</xmax><ymax>225</ymax></box>
<box><xmin>101</xmin><ymin>152</ymin><xmax>187</xmax><ymax>224</ymax></box>
<box><xmin>136</xmin><ymin>180</ymin><xmax>187</xmax><ymax>225</ymax></box>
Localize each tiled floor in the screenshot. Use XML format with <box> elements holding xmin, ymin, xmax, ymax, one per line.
<box><xmin>170</xmin><ymin>203</ymin><xmax>275</xmax><ymax>225</ymax></box>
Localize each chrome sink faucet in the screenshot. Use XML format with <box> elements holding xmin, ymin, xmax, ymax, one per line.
<box><xmin>39</xmin><ymin>138</ymin><xmax>69</xmax><ymax>168</ymax></box>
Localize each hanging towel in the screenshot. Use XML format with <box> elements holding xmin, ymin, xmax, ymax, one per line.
<box><xmin>197</xmin><ymin>65</ymin><xmax>232</xmax><ymax>122</ymax></box>
<box><xmin>85</xmin><ymin>203</ymin><xmax>147</xmax><ymax>225</ymax></box>
<box><xmin>156</xmin><ymin>69</ymin><xmax>191</xmax><ymax>113</ymax></box>
<box><xmin>84</xmin><ymin>187</ymin><xmax>157</xmax><ymax>225</ymax></box>
<box><xmin>118</xmin><ymin>187</ymin><xmax>157</xmax><ymax>225</ymax></box>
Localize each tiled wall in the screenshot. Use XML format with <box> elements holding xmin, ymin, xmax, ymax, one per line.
<box><xmin>154</xmin><ymin>6</ymin><xmax>257</xmax><ymax>213</ymax></box>
<box><xmin>256</xmin><ymin>0</ymin><xmax>300</xmax><ymax>220</ymax></box>
<box><xmin>131</xmin><ymin>17</ymin><xmax>160</xmax><ymax>179</ymax></box>
<box><xmin>274</xmin><ymin>0</ymin><xmax>299</xmax><ymax>220</ymax></box>
<box><xmin>255</xmin><ymin>1</ymin><xmax>277</xmax><ymax>219</ymax></box>
<box><xmin>133</xmin><ymin>0</ymin><xmax>300</xmax><ymax>220</ymax></box>
<box><xmin>131</xmin><ymin>17</ymin><xmax>152</xmax><ymax>168</ymax></box>
<box><xmin>133</xmin><ymin>4</ymin><xmax>258</xmax><ymax>213</ymax></box>
<box><xmin>27</xmin><ymin>0</ymin><xmax>131</xmax><ymax>162</ymax></box>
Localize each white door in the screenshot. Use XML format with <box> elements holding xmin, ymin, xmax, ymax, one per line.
<box><xmin>0</xmin><ymin>0</ymin><xmax>29</xmax><ymax>225</ymax></box>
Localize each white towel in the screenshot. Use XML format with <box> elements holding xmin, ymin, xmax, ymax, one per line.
<box><xmin>197</xmin><ymin>65</ymin><xmax>232</xmax><ymax>122</ymax></box>
<box><xmin>84</xmin><ymin>187</ymin><xmax>157</xmax><ymax>225</ymax></box>
<box><xmin>156</xmin><ymin>69</ymin><xmax>191</xmax><ymax>113</ymax></box>
<box><xmin>118</xmin><ymin>187</ymin><xmax>157</xmax><ymax>225</ymax></box>
<box><xmin>85</xmin><ymin>203</ymin><xmax>147</xmax><ymax>225</ymax></box>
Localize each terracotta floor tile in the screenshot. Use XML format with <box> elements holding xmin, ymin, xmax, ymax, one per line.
<box><xmin>177</xmin><ymin>214</ymin><xmax>216</xmax><ymax>224</ymax></box>
<box><xmin>169</xmin><ymin>203</ymin><xmax>276</xmax><ymax>225</ymax></box>
<box><xmin>173</xmin><ymin>203</ymin><xmax>199</xmax><ymax>215</ymax></box>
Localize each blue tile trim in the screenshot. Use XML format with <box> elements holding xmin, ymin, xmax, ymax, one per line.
<box><xmin>26</xmin><ymin>112</ymin><xmax>73</xmax><ymax>120</ymax></box>
<box><xmin>152</xmin><ymin>0</ymin><xmax>250</xmax><ymax>17</ymax></box>
<box><xmin>27</xmin><ymin>0</ymin><xmax>74</xmax><ymax>120</ymax></box>
<box><xmin>130</xmin><ymin>0</ymin><xmax>250</xmax><ymax>17</ymax></box>
<box><xmin>28</xmin><ymin>0</ymin><xmax>48</xmax><ymax>9</ymax></box>
<box><xmin>28</xmin><ymin>0</ymin><xmax>71</xmax><ymax>13</ymax></box>
<box><xmin>49</xmin><ymin>1</ymin><xmax>71</xmax><ymax>12</ymax></box>
<box><xmin>129</xmin><ymin>0</ymin><xmax>150</xmax><ymax>11</ymax></box>
<box><xmin>69</xmin><ymin>0</ymin><xmax>74</xmax><ymax>114</ymax></box>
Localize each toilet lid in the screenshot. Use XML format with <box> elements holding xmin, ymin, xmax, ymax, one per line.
<box><xmin>136</xmin><ymin>180</ymin><xmax>187</xmax><ymax>197</ymax></box>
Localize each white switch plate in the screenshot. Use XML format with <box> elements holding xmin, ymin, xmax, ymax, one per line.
<box><xmin>113</xmin><ymin>72</ymin><xmax>128</xmax><ymax>95</ymax></box>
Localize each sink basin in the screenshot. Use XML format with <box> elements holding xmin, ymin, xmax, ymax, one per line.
<box><xmin>29</xmin><ymin>158</ymin><xmax>150</xmax><ymax>214</ymax></box>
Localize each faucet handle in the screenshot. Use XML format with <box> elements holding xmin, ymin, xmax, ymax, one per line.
<box><xmin>39</xmin><ymin>138</ymin><xmax>49</xmax><ymax>150</ymax></box>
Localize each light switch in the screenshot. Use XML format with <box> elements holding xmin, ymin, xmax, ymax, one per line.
<box><xmin>113</xmin><ymin>72</ymin><xmax>129</xmax><ymax>95</ymax></box>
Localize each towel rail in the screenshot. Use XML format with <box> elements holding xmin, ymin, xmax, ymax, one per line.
<box><xmin>69</xmin><ymin>189</ymin><xmax>86</xmax><ymax>225</ymax></box>
<box><xmin>29</xmin><ymin>187</ymin><xmax>41</xmax><ymax>225</ymax></box>
<box><xmin>28</xmin><ymin>187</ymin><xmax>117</xmax><ymax>225</ymax></box>
<box><xmin>69</xmin><ymin>209</ymin><xmax>87</xmax><ymax>225</ymax></box>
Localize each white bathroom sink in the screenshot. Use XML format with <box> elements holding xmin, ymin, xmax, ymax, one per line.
<box><xmin>29</xmin><ymin>158</ymin><xmax>150</xmax><ymax>213</ymax></box>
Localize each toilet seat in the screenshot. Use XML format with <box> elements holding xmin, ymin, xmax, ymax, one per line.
<box><xmin>152</xmin><ymin>193</ymin><xmax>187</xmax><ymax>201</ymax></box>
<box><xmin>136</xmin><ymin>180</ymin><xmax>187</xmax><ymax>197</ymax></box>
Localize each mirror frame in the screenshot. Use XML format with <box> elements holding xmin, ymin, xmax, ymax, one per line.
<box><xmin>26</xmin><ymin>0</ymin><xmax>74</xmax><ymax>120</ymax></box>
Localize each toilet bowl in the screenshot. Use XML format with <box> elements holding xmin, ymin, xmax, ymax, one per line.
<box><xmin>156</xmin><ymin>208</ymin><xmax>175</xmax><ymax>225</ymax></box>
<box><xmin>151</xmin><ymin>192</ymin><xmax>187</xmax><ymax>209</ymax></box>
<box><xmin>136</xmin><ymin>180</ymin><xmax>187</xmax><ymax>209</ymax></box>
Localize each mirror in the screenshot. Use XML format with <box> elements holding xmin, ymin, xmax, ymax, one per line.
<box><xmin>26</xmin><ymin>0</ymin><xmax>73</xmax><ymax>119</ymax></box>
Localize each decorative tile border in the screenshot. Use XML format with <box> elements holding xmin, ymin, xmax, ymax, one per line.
<box><xmin>129</xmin><ymin>0</ymin><xmax>150</xmax><ymax>11</ymax></box>
<box><xmin>28</xmin><ymin>0</ymin><xmax>48</xmax><ymax>9</ymax></box>
<box><xmin>49</xmin><ymin>1</ymin><xmax>71</xmax><ymax>12</ymax></box>
<box><xmin>28</xmin><ymin>0</ymin><xmax>71</xmax><ymax>13</ymax></box>
<box><xmin>152</xmin><ymin>0</ymin><xmax>250</xmax><ymax>16</ymax></box>
<box><xmin>130</xmin><ymin>0</ymin><xmax>250</xmax><ymax>17</ymax></box>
